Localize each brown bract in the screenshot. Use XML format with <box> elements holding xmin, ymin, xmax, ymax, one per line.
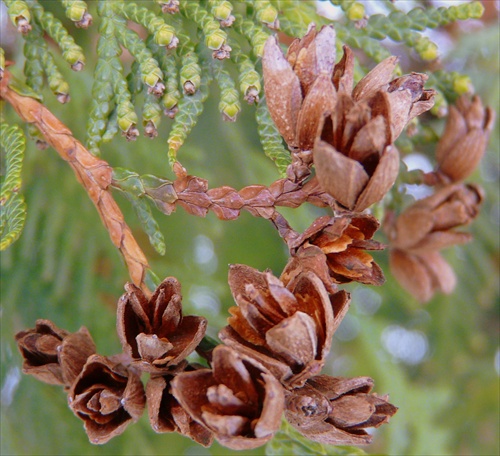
<box><xmin>219</xmin><ymin>265</ymin><xmax>350</xmax><ymax>387</ymax></box>
<box><xmin>285</xmin><ymin>375</ymin><xmax>397</xmax><ymax>445</ymax></box>
<box><xmin>436</xmin><ymin>95</ymin><xmax>495</xmax><ymax>182</ymax></box>
<box><xmin>15</xmin><ymin>319</ymin><xmax>96</xmax><ymax>388</ymax></box>
<box><xmin>388</xmin><ymin>183</ymin><xmax>483</xmax><ymax>253</ymax></box>
<box><xmin>117</xmin><ymin>278</ymin><xmax>207</xmax><ymax>373</ymax></box>
<box><xmin>147</xmin><ymin>373</ymin><xmax>213</xmax><ymax>446</ymax></box>
<box><xmin>171</xmin><ymin>345</ymin><xmax>285</xmax><ymax>450</ymax></box>
<box><xmin>386</xmin><ymin>183</ymin><xmax>483</xmax><ymax>301</ymax></box>
<box><xmin>68</xmin><ymin>354</ymin><xmax>146</xmax><ymax>444</ymax></box>
<box><xmin>282</xmin><ymin>214</ymin><xmax>385</xmax><ymax>290</ymax></box>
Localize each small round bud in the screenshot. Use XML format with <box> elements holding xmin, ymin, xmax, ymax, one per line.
<box><xmin>453</xmin><ymin>75</ymin><xmax>472</xmax><ymax>95</ymax></box>
<box><xmin>347</xmin><ymin>3</ymin><xmax>365</xmax><ymax>21</ymax></box>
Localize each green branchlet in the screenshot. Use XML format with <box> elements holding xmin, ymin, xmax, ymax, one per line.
<box><xmin>233</xmin><ymin>14</ymin><xmax>270</xmax><ymax>58</ymax></box>
<box><xmin>159</xmin><ymin>54</ymin><xmax>181</xmax><ymax>116</ymax></box>
<box><xmin>114</xmin><ymin>22</ymin><xmax>164</xmax><ymax>92</ymax></box>
<box><xmin>86</xmin><ymin>9</ymin><xmax>122</xmax><ymax>153</ymax></box>
<box><xmin>0</xmin><ymin>123</ymin><xmax>27</xmax><ymax>251</ymax></box>
<box><xmin>5</xmin><ymin>0</ymin><xmax>32</xmax><ymax>33</ymax></box>
<box><xmin>213</xmin><ymin>63</ymin><xmax>241</xmax><ymax>122</ymax></box>
<box><xmin>60</xmin><ymin>0</ymin><xmax>92</xmax><ymax>27</ymax></box>
<box><xmin>168</xmin><ymin>63</ymin><xmax>212</xmax><ymax>167</ymax></box>
<box><xmin>256</xmin><ymin>97</ymin><xmax>291</xmax><ymax>177</ymax></box>
<box><xmin>177</xmin><ymin>35</ymin><xmax>202</xmax><ymax>95</ymax></box>
<box><xmin>209</xmin><ymin>0</ymin><xmax>234</xmax><ymax>26</ymax></box>
<box><xmin>26</xmin><ymin>0</ymin><xmax>86</xmax><ymax>69</ymax></box>
<box><xmin>112</xmin><ymin>167</ymin><xmax>170</xmax><ymax>255</ymax></box>
<box><xmin>230</xmin><ymin>41</ymin><xmax>261</xmax><ymax>104</ymax></box>
<box><xmin>143</xmin><ymin>94</ymin><xmax>162</xmax><ymax>137</ymax></box>
<box><xmin>112</xmin><ymin>1</ymin><xmax>178</xmax><ymax>49</ymax></box>
<box><xmin>180</xmin><ymin>0</ymin><xmax>228</xmax><ymax>53</ymax></box>
<box><xmin>251</xmin><ymin>0</ymin><xmax>280</xmax><ymax>29</ymax></box>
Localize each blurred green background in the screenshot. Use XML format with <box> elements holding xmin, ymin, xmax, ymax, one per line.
<box><xmin>1</xmin><ymin>1</ymin><xmax>499</xmax><ymax>455</ymax></box>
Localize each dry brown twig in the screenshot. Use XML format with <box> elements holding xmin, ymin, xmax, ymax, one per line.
<box><xmin>0</xmin><ymin>72</ymin><xmax>151</xmax><ymax>296</ymax></box>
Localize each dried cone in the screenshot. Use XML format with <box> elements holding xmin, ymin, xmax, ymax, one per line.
<box><xmin>171</xmin><ymin>345</ymin><xmax>285</xmax><ymax>450</ymax></box>
<box><xmin>386</xmin><ymin>183</ymin><xmax>484</xmax><ymax>301</ymax></box>
<box><xmin>15</xmin><ymin>319</ymin><xmax>96</xmax><ymax>388</ymax></box>
<box><xmin>388</xmin><ymin>183</ymin><xmax>483</xmax><ymax>253</ymax></box>
<box><xmin>436</xmin><ymin>95</ymin><xmax>495</xmax><ymax>182</ymax></box>
<box><xmin>68</xmin><ymin>354</ymin><xmax>146</xmax><ymax>444</ymax></box>
<box><xmin>146</xmin><ymin>373</ymin><xmax>213</xmax><ymax>446</ymax></box>
<box><xmin>263</xmin><ymin>24</ymin><xmax>337</xmax><ymax>150</ymax></box>
<box><xmin>262</xmin><ymin>24</ymin><xmax>435</xmax><ymax>211</ymax></box>
<box><xmin>282</xmin><ymin>214</ymin><xmax>385</xmax><ymax>291</ymax></box>
<box><xmin>219</xmin><ymin>265</ymin><xmax>350</xmax><ymax>387</ymax></box>
<box><xmin>117</xmin><ymin>278</ymin><xmax>207</xmax><ymax>373</ymax></box>
<box><xmin>285</xmin><ymin>375</ymin><xmax>397</xmax><ymax>445</ymax></box>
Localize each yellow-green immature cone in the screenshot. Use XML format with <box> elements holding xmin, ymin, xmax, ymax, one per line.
<box><xmin>155</xmin><ymin>26</ymin><xmax>176</xmax><ymax>47</ymax></box>
<box><xmin>67</xmin><ymin>4</ymin><xmax>86</xmax><ymax>22</ymax></box>
<box><xmin>416</xmin><ymin>39</ymin><xmax>438</xmax><ymax>61</ymax></box>
<box><xmin>212</xmin><ymin>2</ymin><xmax>233</xmax><ymax>21</ymax></box>
<box><xmin>347</xmin><ymin>2</ymin><xmax>365</xmax><ymax>21</ymax></box>
<box><xmin>453</xmin><ymin>75</ymin><xmax>472</xmax><ymax>95</ymax></box>
<box><xmin>206</xmin><ymin>29</ymin><xmax>226</xmax><ymax>51</ymax></box>
<box><xmin>257</xmin><ymin>5</ymin><xmax>278</xmax><ymax>28</ymax></box>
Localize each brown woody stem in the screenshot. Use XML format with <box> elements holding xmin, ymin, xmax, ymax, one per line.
<box><xmin>1</xmin><ymin>73</ymin><xmax>152</xmax><ymax>297</ymax></box>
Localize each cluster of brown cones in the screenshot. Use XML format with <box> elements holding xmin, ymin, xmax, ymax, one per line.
<box><xmin>263</xmin><ymin>24</ymin><xmax>494</xmax><ymax>302</ymax></box>
<box><xmin>15</xmin><ymin>225</ymin><xmax>397</xmax><ymax>449</ymax></box>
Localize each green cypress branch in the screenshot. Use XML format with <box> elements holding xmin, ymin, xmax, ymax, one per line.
<box><xmin>60</xmin><ymin>0</ymin><xmax>92</xmax><ymax>28</ymax></box>
<box><xmin>167</xmin><ymin>60</ymin><xmax>212</xmax><ymax>168</ymax></box>
<box><xmin>229</xmin><ymin>39</ymin><xmax>261</xmax><ymax>104</ymax></box>
<box><xmin>208</xmin><ymin>0</ymin><xmax>235</xmax><ymax>27</ymax></box>
<box><xmin>232</xmin><ymin>14</ymin><xmax>270</xmax><ymax>58</ymax></box>
<box><xmin>111</xmin><ymin>0</ymin><xmax>178</xmax><ymax>49</ymax></box>
<box><xmin>0</xmin><ymin>123</ymin><xmax>27</xmax><ymax>251</ymax></box>
<box><xmin>25</xmin><ymin>0</ymin><xmax>86</xmax><ymax>69</ymax></box>
<box><xmin>213</xmin><ymin>62</ymin><xmax>241</xmax><ymax>122</ymax></box>
<box><xmin>179</xmin><ymin>0</ymin><xmax>229</xmax><ymax>56</ymax></box>
<box><xmin>5</xmin><ymin>0</ymin><xmax>32</xmax><ymax>34</ymax></box>
<box><xmin>256</xmin><ymin>97</ymin><xmax>291</xmax><ymax>177</ymax></box>
<box><xmin>113</xmin><ymin>20</ymin><xmax>165</xmax><ymax>95</ymax></box>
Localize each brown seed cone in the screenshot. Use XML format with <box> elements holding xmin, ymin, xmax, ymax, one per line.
<box><xmin>384</xmin><ymin>183</ymin><xmax>483</xmax><ymax>301</ymax></box>
<box><xmin>309</xmin><ymin>44</ymin><xmax>433</xmax><ymax>211</ymax></box>
<box><xmin>15</xmin><ymin>319</ymin><xmax>96</xmax><ymax>388</ymax></box>
<box><xmin>263</xmin><ymin>24</ymin><xmax>337</xmax><ymax>150</ymax></box>
<box><xmin>283</xmin><ymin>214</ymin><xmax>385</xmax><ymax>290</ymax></box>
<box><xmin>117</xmin><ymin>278</ymin><xmax>207</xmax><ymax>373</ymax></box>
<box><xmin>285</xmin><ymin>375</ymin><xmax>398</xmax><ymax>445</ymax></box>
<box><xmin>387</xmin><ymin>183</ymin><xmax>483</xmax><ymax>253</ymax></box>
<box><xmin>68</xmin><ymin>354</ymin><xmax>146</xmax><ymax>444</ymax></box>
<box><xmin>436</xmin><ymin>95</ymin><xmax>495</xmax><ymax>182</ymax></box>
<box><xmin>313</xmin><ymin>91</ymin><xmax>400</xmax><ymax>212</ymax></box>
<box><xmin>146</xmin><ymin>373</ymin><xmax>213</xmax><ymax>446</ymax></box>
<box><xmin>389</xmin><ymin>249</ymin><xmax>456</xmax><ymax>302</ymax></box>
<box><xmin>219</xmin><ymin>265</ymin><xmax>350</xmax><ymax>387</ymax></box>
<box><xmin>171</xmin><ymin>345</ymin><xmax>285</xmax><ymax>450</ymax></box>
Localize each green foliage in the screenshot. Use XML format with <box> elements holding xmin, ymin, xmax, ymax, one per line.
<box><xmin>256</xmin><ymin>96</ymin><xmax>291</xmax><ymax>177</ymax></box>
<box><xmin>167</xmin><ymin>63</ymin><xmax>212</xmax><ymax>167</ymax></box>
<box><xmin>61</xmin><ymin>0</ymin><xmax>90</xmax><ymax>23</ymax></box>
<box><xmin>0</xmin><ymin>123</ymin><xmax>27</xmax><ymax>251</ymax></box>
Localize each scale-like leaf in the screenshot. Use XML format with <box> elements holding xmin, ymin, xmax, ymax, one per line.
<box><xmin>0</xmin><ymin>123</ymin><xmax>27</xmax><ymax>250</ymax></box>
